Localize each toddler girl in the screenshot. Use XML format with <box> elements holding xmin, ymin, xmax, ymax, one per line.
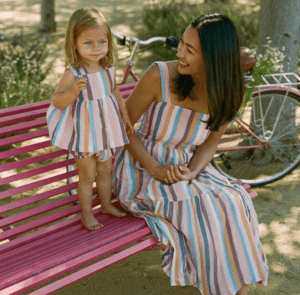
<box><xmin>47</xmin><ymin>7</ymin><xmax>133</xmax><ymax>230</ymax></box>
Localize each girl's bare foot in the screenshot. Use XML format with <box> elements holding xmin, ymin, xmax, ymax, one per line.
<box><xmin>81</xmin><ymin>212</ymin><xmax>103</xmax><ymax>231</ymax></box>
<box><xmin>101</xmin><ymin>203</ymin><xmax>127</xmax><ymax>217</ymax></box>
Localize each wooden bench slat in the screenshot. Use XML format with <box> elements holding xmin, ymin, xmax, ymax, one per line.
<box><xmin>0</xmin><ymin>202</ymin><xmax>81</xmax><ymax>242</ymax></box>
<box><xmin>1</xmin><ymin>218</ymin><xmax>143</xmax><ymax>276</ymax></box>
<box><xmin>0</xmin><ymin>100</ymin><xmax>51</xmax><ymax>118</ymax></box>
<box><xmin>29</xmin><ymin>236</ymin><xmax>158</xmax><ymax>295</ymax></box>
<box><xmin>0</xmin><ymin>140</ymin><xmax>51</xmax><ymax>160</ymax></box>
<box><xmin>0</xmin><ymin>212</ymin><xmax>82</xmax><ymax>254</ymax></box>
<box><xmin>117</xmin><ymin>81</ymin><xmax>137</xmax><ymax>92</ymax></box>
<box><xmin>0</xmin><ymin>213</ymin><xmax>128</xmax><ymax>262</ymax></box>
<box><xmin>0</xmin><ymin>194</ymin><xmax>79</xmax><ymax>228</ymax></box>
<box><xmin>0</xmin><ymin>217</ymin><xmax>146</xmax><ymax>283</ymax></box>
<box><xmin>0</xmin><ymin>108</ymin><xmax>48</xmax><ymax>127</ymax></box>
<box><xmin>0</xmin><ymin>158</ymin><xmax>75</xmax><ymax>186</ymax></box>
<box><xmin>0</xmin><ymin>182</ymin><xmax>77</xmax><ymax>214</ymax></box>
<box><xmin>0</xmin><ymin>149</ymin><xmax>69</xmax><ymax>173</ymax></box>
<box><xmin>120</xmin><ymin>89</ymin><xmax>134</xmax><ymax>99</ymax></box>
<box><xmin>0</xmin><ymin>118</ymin><xmax>47</xmax><ymax>137</ymax></box>
<box><xmin>0</xmin><ymin>128</ymin><xmax>49</xmax><ymax>147</ymax></box>
<box><xmin>0</xmin><ymin>228</ymin><xmax>154</xmax><ymax>295</ymax></box>
<box><xmin>0</xmin><ymin>169</ymin><xmax>78</xmax><ymax>200</ymax></box>
<box><xmin>0</xmin><ymin>189</ymin><xmax>98</xmax><ymax>241</ymax></box>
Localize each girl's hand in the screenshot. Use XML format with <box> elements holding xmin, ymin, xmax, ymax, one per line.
<box><xmin>164</xmin><ymin>165</ymin><xmax>196</xmax><ymax>184</ymax></box>
<box><xmin>71</xmin><ymin>77</ymin><xmax>87</xmax><ymax>97</ymax></box>
<box><xmin>121</xmin><ymin>110</ymin><xmax>134</xmax><ymax>135</ymax></box>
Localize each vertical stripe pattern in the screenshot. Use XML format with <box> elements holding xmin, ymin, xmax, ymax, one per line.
<box><xmin>113</xmin><ymin>62</ymin><xmax>268</xmax><ymax>294</ymax></box>
<box><xmin>46</xmin><ymin>65</ymin><xmax>129</xmax><ymax>160</ymax></box>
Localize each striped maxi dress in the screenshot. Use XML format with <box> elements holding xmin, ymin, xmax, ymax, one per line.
<box><xmin>46</xmin><ymin>65</ymin><xmax>129</xmax><ymax>160</ymax></box>
<box><xmin>113</xmin><ymin>62</ymin><xmax>268</xmax><ymax>295</ymax></box>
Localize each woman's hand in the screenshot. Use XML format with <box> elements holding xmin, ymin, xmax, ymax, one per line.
<box><xmin>152</xmin><ymin>164</ymin><xmax>176</xmax><ymax>183</ymax></box>
<box><xmin>164</xmin><ymin>165</ymin><xmax>197</xmax><ymax>184</ymax></box>
<box><xmin>151</xmin><ymin>164</ymin><xmax>196</xmax><ymax>184</ymax></box>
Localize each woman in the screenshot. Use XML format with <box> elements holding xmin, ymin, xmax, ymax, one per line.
<box><xmin>113</xmin><ymin>13</ymin><xmax>268</xmax><ymax>295</ymax></box>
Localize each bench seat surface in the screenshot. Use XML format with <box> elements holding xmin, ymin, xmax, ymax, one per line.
<box><xmin>0</xmin><ymin>81</ymin><xmax>257</xmax><ymax>294</ymax></box>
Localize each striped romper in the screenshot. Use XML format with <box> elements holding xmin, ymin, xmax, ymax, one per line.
<box><xmin>47</xmin><ymin>65</ymin><xmax>129</xmax><ymax>161</ymax></box>
<box><xmin>113</xmin><ymin>62</ymin><xmax>268</xmax><ymax>295</ymax></box>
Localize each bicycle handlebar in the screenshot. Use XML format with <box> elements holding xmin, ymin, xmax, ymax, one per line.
<box><xmin>111</xmin><ymin>29</ymin><xmax>179</xmax><ymax>49</ymax></box>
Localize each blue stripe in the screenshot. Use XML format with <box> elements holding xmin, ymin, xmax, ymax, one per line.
<box><xmin>224</xmin><ymin>188</ymin><xmax>257</xmax><ymax>282</ymax></box>
<box><xmin>154</xmin><ymin>62</ymin><xmax>166</xmax><ymax>102</ymax></box>
<box><xmin>75</xmin><ymin>99</ymin><xmax>83</xmax><ymax>152</ymax></box>
<box><xmin>181</xmin><ymin>113</ymin><xmax>204</xmax><ymax>151</ymax></box>
<box><xmin>152</xmin><ymin>103</ymin><xmax>167</xmax><ymax>142</ymax></box>
<box><xmin>88</xmin><ymin>100</ymin><xmax>98</xmax><ymax>151</ymax></box>
<box><xmin>161</xmin><ymin>108</ymin><xmax>183</xmax><ymax>163</ymax></box>
<box><xmin>209</xmin><ymin>192</ymin><xmax>239</xmax><ymax>291</ymax></box>
<box><xmin>47</xmin><ymin>107</ymin><xmax>57</xmax><ymax>125</ymax></box>
<box><xmin>185</xmin><ymin>199</ymin><xmax>198</xmax><ymax>285</ymax></box>
<box><xmin>100</xmin><ymin>71</ymin><xmax>110</xmax><ymax>97</ymax></box>
<box><xmin>194</xmin><ymin>195</ymin><xmax>212</xmax><ymax>294</ymax></box>
<box><xmin>52</xmin><ymin>108</ymin><xmax>67</xmax><ymax>144</ymax></box>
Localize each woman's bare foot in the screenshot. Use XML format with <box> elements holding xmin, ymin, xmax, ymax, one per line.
<box><xmin>81</xmin><ymin>212</ymin><xmax>103</xmax><ymax>231</ymax></box>
<box><xmin>101</xmin><ymin>203</ymin><xmax>127</xmax><ymax>217</ymax></box>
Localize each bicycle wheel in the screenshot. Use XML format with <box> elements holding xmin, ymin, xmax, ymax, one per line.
<box><xmin>212</xmin><ymin>90</ymin><xmax>300</xmax><ymax>186</ymax></box>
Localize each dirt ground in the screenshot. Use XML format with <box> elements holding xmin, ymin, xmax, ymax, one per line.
<box><xmin>1</xmin><ymin>0</ymin><xmax>300</xmax><ymax>294</ymax></box>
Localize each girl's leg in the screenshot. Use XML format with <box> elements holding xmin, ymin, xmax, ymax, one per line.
<box><xmin>75</xmin><ymin>156</ymin><xmax>103</xmax><ymax>230</ymax></box>
<box><xmin>236</xmin><ymin>285</ymin><xmax>248</xmax><ymax>295</ymax></box>
<box><xmin>95</xmin><ymin>158</ymin><xmax>126</xmax><ymax>217</ymax></box>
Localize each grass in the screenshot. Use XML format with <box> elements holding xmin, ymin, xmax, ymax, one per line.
<box><xmin>0</xmin><ymin>32</ymin><xmax>52</xmax><ymax>109</ymax></box>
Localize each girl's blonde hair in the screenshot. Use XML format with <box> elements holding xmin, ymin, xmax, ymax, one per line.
<box><xmin>64</xmin><ymin>7</ymin><xmax>118</xmax><ymax>69</ymax></box>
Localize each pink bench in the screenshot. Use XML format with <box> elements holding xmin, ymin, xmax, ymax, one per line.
<box><xmin>0</xmin><ymin>82</ymin><xmax>258</xmax><ymax>294</ymax></box>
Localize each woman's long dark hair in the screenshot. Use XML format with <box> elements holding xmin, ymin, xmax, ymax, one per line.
<box><xmin>172</xmin><ymin>13</ymin><xmax>245</xmax><ymax>132</ymax></box>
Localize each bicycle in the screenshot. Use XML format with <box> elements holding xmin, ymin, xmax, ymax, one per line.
<box><xmin>67</xmin><ymin>30</ymin><xmax>300</xmax><ymax>193</ymax></box>
<box><xmin>212</xmin><ymin>66</ymin><xmax>300</xmax><ymax>186</ymax></box>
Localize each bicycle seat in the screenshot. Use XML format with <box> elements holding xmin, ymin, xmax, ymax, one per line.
<box><xmin>241</xmin><ymin>47</ymin><xmax>256</xmax><ymax>72</ymax></box>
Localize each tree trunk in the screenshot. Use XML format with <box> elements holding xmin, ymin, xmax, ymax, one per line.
<box><xmin>257</xmin><ymin>0</ymin><xmax>300</xmax><ymax>74</ymax></box>
<box><xmin>39</xmin><ymin>0</ymin><xmax>56</xmax><ymax>33</ymax></box>
<box><xmin>248</xmin><ymin>0</ymin><xmax>300</xmax><ymax>163</ymax></box>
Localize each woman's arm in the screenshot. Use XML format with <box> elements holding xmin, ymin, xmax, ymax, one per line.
<box><xmin>52</xmin><ymin>70</ymin><xmax>87</xmax><ymax>109</ymax></box>
<box><xmin>165</xmin><ymin>123</ymin><xmax>228</xmax><ymax>183</ymax></box>
<box><xmin>123</xmin><ymin>63</ymin><xmax>174</xmax><ymax>182</ymax></box>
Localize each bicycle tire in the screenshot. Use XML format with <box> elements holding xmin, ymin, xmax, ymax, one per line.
<box><xmin>212</xmin><ymin>90</ymin><xmax>300</xmax><ymax>186</ymax></box>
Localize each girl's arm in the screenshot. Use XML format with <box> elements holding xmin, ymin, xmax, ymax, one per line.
<box><xmin>122</xmin><ymin>63</ymin><xmax>174</xmax><ymax>182</ymax></box>
<box><xmin>112</xmin><ymin>79</ymin><xmax>134</xmax><ymax>135</ymax></box>
<box><xmin>165</xmin><ymin>123</ymin><xmax>228</xmax><ymax>183</ymax></box>
<box><xmin>52</xmin><ymin>70</ymin><xmax>87</xmax><ymax>109</ymax></box>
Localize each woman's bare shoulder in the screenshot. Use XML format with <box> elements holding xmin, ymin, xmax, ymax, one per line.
<box><xmin>166</xmin><ymin>60</ymin><xmax>178</xmax><ymax>79</ymax></box>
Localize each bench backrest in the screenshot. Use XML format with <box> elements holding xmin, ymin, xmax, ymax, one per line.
<box><xmin>0</xmin><ymin>82</ymin><xmax>137</xmax><ymax>243</ymax></box>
